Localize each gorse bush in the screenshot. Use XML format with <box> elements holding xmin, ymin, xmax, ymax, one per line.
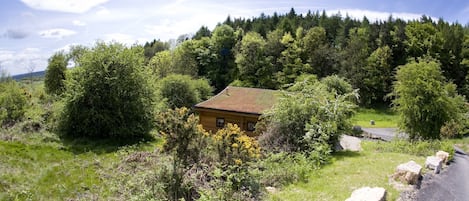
<box><xmin>154</xmin><ymin>110</ymin><xmax>262</xmax><ymax>201</ymax></box>
<box><xmin>212</xmin><ymin>123</ymin><xmax>260</xmax><ymax>165</ymax></box>
<box><xmin>155</xmin><ymin>107</ymin><xmax>206</xmax><ymax>166</ymax></box>
<box><xmin>58</xmin><ymin>42</ymin><xmax>155</xmax><ymax>139</ymax></box>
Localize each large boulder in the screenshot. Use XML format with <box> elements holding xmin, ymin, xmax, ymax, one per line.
<box><xmin>436</xmin><ymin>150</ymin><xmax>450</xmax><ymax>164</ymax></box>
<box><xmin>425</xmin><ymin>156</ymin><xmax>443</xmax><ymax>174</ymax></box>
<box><xmin>392</xmin><ymin>161</ymin><xmax>422</xmax><ymax>185</ymax></box>
<box><xmin>345</xmin><ymin>187</ymin><xmax>387</xmax><ymax>201</ymax></box>
<box><xmin>336</xmin><ymin>135</ymin><xmax>362</xmax><ymax>151</ymax></box>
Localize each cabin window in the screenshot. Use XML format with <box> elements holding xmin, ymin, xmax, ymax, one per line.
<box><xmin>216</xmin><ymin>118</ymin><xmax>225</xmax><ymax>127</ymax></box>
<box><xmin>247</xmin><ymin>121</ymin><xmax>256</xmax><ymax>131</ymax></box>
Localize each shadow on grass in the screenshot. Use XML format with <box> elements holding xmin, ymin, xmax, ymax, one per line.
<box><xmin>332</xmin><ymin>151</ymin><xmax>362</xmax><ymax>161</ymax></box>
<box><xmin>59</xmin><ymin>134</ymin><xmax>159</xmax><ymax>155</ymax></box>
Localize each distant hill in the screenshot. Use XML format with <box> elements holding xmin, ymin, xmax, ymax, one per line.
<box><xmin>12</xmin><ymin>71</ymin><xmax>46</xmax><ymax>81</ymax></box>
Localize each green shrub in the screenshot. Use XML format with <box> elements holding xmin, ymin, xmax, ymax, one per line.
<box><xmin>157</xmin><ymin>74</ymin><xmax>213</xmax><ymax>109</ymax></box>
<box><xmin>0</xmin><ymin>81</ymin><xmax>28</xmax><ymax>125</ymax></box>
<box><xmin>260</xmin><ymin>75</ymin><xmax>357</xmax><ymax>153</ymax></box>
<box><xmin>44</xmin><ymin>51</ymin><xmax>67</xmax><ymax>95</ymax></box>
<box><xmin>251</xmin><ymin>152</ymin><xmax>318</xmax><ymax>188</ymax></box>
<box><xmin>392</xmin><ymin>59</ymin><xmax>467</xmax><ymax>139</ymax></box>
<box><xmin>59</xmin><ymin>42</ymin><xmax>155</xmax><ymax>139</ymax></box>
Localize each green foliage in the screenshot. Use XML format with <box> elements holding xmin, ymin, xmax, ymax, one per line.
<box><xmin>366</xmin><ymin>139</ymin><xmax>455</xmax><ymax>161</ymax></box>
<box><xmin>392</xmin><ymin>59</ymin><xmax>466</xmax><ymax>139</ymax></box>
<box><xmin>0</xmin><ymin>81</ymin><xmax>28</xmax><ymax>125</ymax></box>
<box><xmin>171</xmin><ymin>40</ymin><xmax>199</xmax><ymax>77</ymax></box>
<box><xmin>301</xmin><ymin>27</ymin><xmax>337</xmax><ymax>78</ymax></box>
<box><xmin>147</xmin><ymin>50</ymin><xmax>172</xmax><ymax>78</ymax></box>
<box><xmin>193</xmin><ymin>26</ymin><xmax>212</xmax><ymax>40</ymax></box>
<box><xmin>143</xmin><ymin>39</ymin><xmax>170</xmax><ymax>62</ymax></box>
<box><xmin>362</xmin><ymin>45</ymin><xmax>393</xmax><ymax>105</ymax></box>
<box><xmin>45</xmin><ymin>51</ymin><xmax>67</xmax><ymax>95</ymax></box>
<box><xmin>252</xmin><ymin>152</ymin><xmax>318</xmax><ymax>188</ymax></box>
<box><xmin>276</xmin><ymin>32</ymin><xmax>312</xmax><ymax>86</ymax></box>
<box><xmin>320</xmin><ymin>75</ymin><xmax>353</xmax><ymax>95</ymax></box>
<box><xmin>59</xmin><ymin>42</ymin><xmax>154</xmax><ymax>139</ymax></box>
<box><xmin>260</xmin><ymin>75</ymin><xmax>358</xmax><ymax>153</ymax></box>
<box><xmin>405</xmin><ymin>22</ymin><xmax>443</xmax><ymax>59</ymax></box>
<box><xmin>235</xmin><ymin>32</ymin><xmax>275</xmax><ymax>88</ymax></box>
<box><xmin>209</xmin><ymin>25</ymin><xmax>238</xmax><ymax>91</ymax></box>
<box><xmin>155</xmin><ymin>107</ymin><xmax>205</xmax><ymax>166</ymax></box>
<box><xmin>157</xmin><ymin>74</ymin><xmax>212</xmax><ymax>109</ymax></box>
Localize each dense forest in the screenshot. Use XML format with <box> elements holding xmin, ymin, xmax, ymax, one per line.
<box><xmin>143</xmin><ymin>8</ymin><xmax>469</xmax><ymax>106</ymax></box>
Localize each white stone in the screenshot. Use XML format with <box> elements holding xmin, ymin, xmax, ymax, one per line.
<box><xmin>436</xmin><ymin>150</ymin><xmax>450</xmax><ymax>164</ymax></box>
<box><xmin>338</xmin><ymin>135</ymin><xmax>362</xmax><ymax>152</ymax></box>
<box><xmin>425</xmin><ymin>156</ymin><xmax>443</xmax><ymax>174</ymax></box>
<box><xmin>265</xmin><ymin>186</ymin><xmax>277</xmax><ymax>193</ymax></box>
<box><xmin>393</xmin><ymin>161</ymin><xmax>422</xmax><ymax>185</ymax></box>
<box><xmin>345</xmin><ymin>187</ymin><xmax>387</xmax><ymax>201</ymax></box>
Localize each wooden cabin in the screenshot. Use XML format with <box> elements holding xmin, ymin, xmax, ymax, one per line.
<box><xmin>194</xmin><ymin>86</ymin><xmax>279</xmax><ymax>136</ymax></box>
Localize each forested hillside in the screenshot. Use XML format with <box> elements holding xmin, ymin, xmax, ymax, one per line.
<box><xmin>143</xmin><ymin>8</ymin><xmax>469</xmax><ymax>106</ymax></box>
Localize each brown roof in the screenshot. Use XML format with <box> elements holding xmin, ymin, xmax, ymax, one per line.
<box><xmin>194</xmin><ymin>86</ymin><xmax>279</xmax><ymax>115</ymax></box>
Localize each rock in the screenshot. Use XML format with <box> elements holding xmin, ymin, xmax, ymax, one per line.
<box><xmin>392</xmin><ymin>161</ymin><xmax>422</xmax><ymax>185</ymax></box>
<box><xmin>370</xmin><ymin>120</ymin><xmax>375</xmax><ymax>125</ymax></box>
<box><xmin>265</xmin><ymin>186</ymin><xmax>277</xmax><ymax>193</ymax></box>
<box><xmin>345</xmin><ymin>187</ymin><xmax>387</xmax><ymax>201</ymax></box>
<box><xmin>425</xmin><ymin>156</ymin><xmax>443</xmax><ymax>174</ymax></box>
<box><xmin>353</xmin><ymin>125</ymin><xmax>362</xmax><ymax>132</ymax></box>
<box><xmin>338</xmin><ymin>135</ymin><xmax>362</xmax><ymax>151</ymax></box>
<box><xmin>436</xmin><ymin>150</ymin><xmax>450</xmax><ymax>164</ymax></box>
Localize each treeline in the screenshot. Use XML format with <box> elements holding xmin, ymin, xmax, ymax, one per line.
<box><xmin>144</xmin><ymin>8</ymin><xmax>469</xmax><ymax>106</ymax></box>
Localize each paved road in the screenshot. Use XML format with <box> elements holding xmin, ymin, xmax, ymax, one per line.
<box><xmin>361</xmin><ymin>127</ymin><xmax>405</xmax><ymax>141</ymax></box>
<box><xmin>414</xmin><ymin>147</ymin><xmax>469</xmax><ymax>201</ymax></box>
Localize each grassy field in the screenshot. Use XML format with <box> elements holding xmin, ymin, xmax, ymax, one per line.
<box><xmin>0</xmin><ymin>134</ymin><xmax>161</xmax><ymax>200</ymax></box>
<box><xmin>352</xmin><ymin>107</ymin><xmax>398</xmax><ymax>128</ymax></box>
<box><xmin>267</xmin><ymin>142</ymin><xmax>426</xmax><ymax>201</ymax></box>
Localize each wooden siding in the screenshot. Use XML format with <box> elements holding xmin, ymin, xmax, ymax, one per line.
<box><xmin>196</xmin><ymin>108</ymin><xmax>260</xmax><ymax>136</ymax></box>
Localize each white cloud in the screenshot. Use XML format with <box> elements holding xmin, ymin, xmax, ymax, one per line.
<box><xmin>55</xmin><ymin>43</ymin><xmax>79</xmax><ymax>53</ymax></box>
<box><xmin>72</xmin><ymin>20</ymin><xmax>86</xmax><ymax>26</ymax></box>
<box><xmin>96</xmin><ymin>7</ymin><xmax>111</xmax><ymax>16</ymax></box>
<box><xmin>327</xmin><ymin>9</ymin><xmax>427</xmax><ymax>21</ymax></box>
<box><xmin>20</xmin><ymin>0</ymin><xmax>110</xmax><ymax>13</ymax></box>
<box><xmin>39</xmin><ymin>28</ymin><xmax>77</xmax><ymax>39</ymax></box>
<box><xmin>104</xmin><ymin>33</ymin><xmax>139</xmax><ymax>45</ymax></box>
<box><xmin>0</xmin><ymin>48</ymin><xmax>48</xmax><ymax>75</ymax></box>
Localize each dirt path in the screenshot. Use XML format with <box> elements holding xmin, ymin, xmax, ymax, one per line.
<box><xmin>414</xmin><ymin>147</ymin><xmax>469</xmax><ymax>201</ymax></box>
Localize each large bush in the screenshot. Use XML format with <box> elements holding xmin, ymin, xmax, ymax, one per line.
<box><xmin>392</xmin><ymin>59</ymin><xmax>467</xmax><ymax>140</ymax></box>
<box><xmin>0</xmin><ymin>81</ymin><xmax>28</xmax><ymax>125</ymax></box>
<box><xmin>260</xmin><ymin>75</ymin><xmax>358</xmax><ymax>153</ymax></box>
<box><xmin>58</xmin><ymin>42</ymin><xmax>154</xmax><ymax>139</ymax></box>
<box><xmin>157</xmin><ymin>74</ymin><xmax>212</xmax><ymax>109</ymax></box>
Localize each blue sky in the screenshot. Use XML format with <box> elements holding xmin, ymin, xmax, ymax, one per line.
<box><xmin>1</xmin><ymin>0</ymin><xmax>469</xmax><ymax>75</ymax></box>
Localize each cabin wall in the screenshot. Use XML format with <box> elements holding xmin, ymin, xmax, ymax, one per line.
<box><xmin>197</xmin><ymin>109</ymin><xmax>260</xmax><ymax>136</ymax></box>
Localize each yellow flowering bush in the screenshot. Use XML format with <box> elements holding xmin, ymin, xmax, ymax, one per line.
<box><xmin>213</xmin><ymin>123</ymin><xmax>260</xmax><ymax>165</ymax></box>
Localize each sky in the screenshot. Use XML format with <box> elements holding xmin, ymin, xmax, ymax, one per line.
<box><xmin>1</xmin><ymin>0</ymin><xmax>469</xmax><ymax>75</ymax></box>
